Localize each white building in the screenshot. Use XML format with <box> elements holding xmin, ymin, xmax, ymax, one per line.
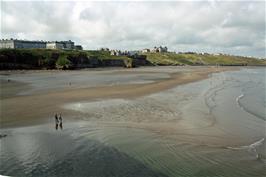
<box><xmin>141</xmin><ymin>49</ymin><xmax>150</xmax><ymax>53</ymax></box>
<box><xmin>0</xmin><ymin>39</ymin><xmax>77</xmax><ymax>50</ymax></box>
<box><xmin>141</xmin><ymin>46</ymin><xmax>168</xmax><ymax>53</ymax></box>
<box><xmin>151</xmin><ymin>46</ymin><xmax>168</xmax><ymax>53</ymax></box>
<box><xmin>46</xmin><ymin>40</ymin><xmax>74</xmax><ymax>50</ymax></box>
<box><xmin>46</xmin><ymin>41</ymin><xmax>64</xmax><ymax>49</ymax></box>
<box><xmin>110</xmin><ymin>50</ymin><xmax>122</xmax><ymax>56</ymax></box>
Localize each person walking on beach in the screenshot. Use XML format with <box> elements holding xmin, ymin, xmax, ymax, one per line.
<box><xmin>59</xmin><ymin>114</ymin><xmax>63</xmax><ymax>130</ymax></box>
<box><xmin>55</xmin><ymin>113</ymin><xmax>59</xmax><ymax>123</ymax></box>
<box><xmin>55</xmin><ymin>113</ymin><xmax>59</xmax><ymax>130</ymax></box>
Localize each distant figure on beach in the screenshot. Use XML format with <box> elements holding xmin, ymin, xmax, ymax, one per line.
<box><xmin>55</xmin><ymin>113</ymin><xmax>58</xmax><ymax>123</ymax></box>
<box><xmin>59</xmin><ymin>114</ymin><xmax>63</xmax><ymax>130</ymax></box>
<box><xmin>54</xmin><ymin>113</ymin><xmax>63</xmax><ymax>130</ymax></box>
<box><xmin>55</xmin><ymin>113</ymin><xmax>59</xmax><ymax>130</ymax></box>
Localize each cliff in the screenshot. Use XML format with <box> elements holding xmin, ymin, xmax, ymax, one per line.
<box><xmin>0</xmin><ymin>49</ymin><xmax>151</xmax><ymax>70</ymax></box>
<box><xmin>0</xmin><ymin>49</ymin><xmax>265</xmax><ymax>70</ymax></box>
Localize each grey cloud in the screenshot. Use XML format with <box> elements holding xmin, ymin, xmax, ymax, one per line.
<box><xmin>1</xmin><ymin>1</ymin><xmax>265</xmax><ymax>57</ymax></box>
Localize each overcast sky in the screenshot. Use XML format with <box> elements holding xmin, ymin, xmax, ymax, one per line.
<box><xmin>1</xmin><ymin>0</ymin><xmax>265</xmax><ymax>57</ymax></box>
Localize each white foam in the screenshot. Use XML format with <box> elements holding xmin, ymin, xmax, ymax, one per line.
<box><xmin>227</xmin><ymin>138</ymin><xmax>265</xmax><ymax>159</ymax></box>
<box><xmin>236</xmin><ymin>94</ymin><xmax>244</xmax><ymax>103</ymax></box>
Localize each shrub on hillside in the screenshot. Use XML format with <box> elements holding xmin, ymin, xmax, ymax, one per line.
<box><xmin>56</xmin><ymin>54</ymin><xmax>72</xmax><ymax>69</ymax></box>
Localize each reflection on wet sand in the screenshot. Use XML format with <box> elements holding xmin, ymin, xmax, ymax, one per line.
<box><xmin>0</xmin><ymin>123</ymin><xmax>168</xmax><ymax>177</ymax></box>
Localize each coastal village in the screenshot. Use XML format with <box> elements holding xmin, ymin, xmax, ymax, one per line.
<box><xmin>0</xmin><ymin>38</ymin><xmax>153</xmax><ymax>69</ymax></box>
<box><xmin>0</xmin><ymin>38</ymin><xmax>251</xmax><ymax>57</ymax></box>
<box><xmin>0</xmin><ymin>38</ymin><xmax>258</xmax><ymax>58</ymax></box>
<box><xmin>0</xmin><ymin>38</ymin><xmax>264</xmax><ymax>70</ymax></box>
<box><xmin>0</xmin><ymin>39</ymin><xmax>168</xmax><ymax>56</ymax></box>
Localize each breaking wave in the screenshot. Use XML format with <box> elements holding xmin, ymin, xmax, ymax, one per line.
<box><xmin>227</xmin><ymin>138</ymin><xmax>266</xmax><ymax>161</ymax></box>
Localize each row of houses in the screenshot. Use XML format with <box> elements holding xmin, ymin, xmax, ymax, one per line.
<box><xmin>0</xmin><ymin>39</ymin><xmax>83</xmax><ymax>50</ymax></box>
<box><xmin>0</xmin><ymin>39</ymin><xmax>167</xmax><ymax>54</ymax></box>
<box><xmin>110</xmin><ymin>49</ymin><xmax>139</xmax><ymax>56</ymax></box>
<box><xmin>142</xmin><ymin>46</ymin><xmax>168</xmax><ymax>53</ymax></box>
<box><xmin>102</xmin><ymin>46</ymin><xmax>168</xmax><ymax>56</ymax></box>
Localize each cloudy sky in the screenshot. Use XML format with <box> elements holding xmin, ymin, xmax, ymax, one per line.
<box><xmin>1</xmin><ymin>0</ymin><xmax>265</xmax><ymax>57</ymax></box>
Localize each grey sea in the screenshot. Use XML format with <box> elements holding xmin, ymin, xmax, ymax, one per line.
<box><xmin>0</xmin><ymin>67</ymin><xmax>265</xmax><ymax>177</ymax></box>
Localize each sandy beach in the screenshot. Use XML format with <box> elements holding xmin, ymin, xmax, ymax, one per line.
<box><xmin>0</xmin><ymin>66</ymin><xmax>235</xmax><ymax>128</ymax></box>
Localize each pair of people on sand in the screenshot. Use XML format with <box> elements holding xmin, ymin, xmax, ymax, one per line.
<box><xmin>55</xmin><ymin>113</ymin><xmax>63</xmax><ymax>130</ymax></box>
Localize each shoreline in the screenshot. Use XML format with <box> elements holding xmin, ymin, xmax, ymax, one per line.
<box><xmin>1</xmin><ymin>66</ymin><xmax>238</xmax><ymax>128</ymax></box>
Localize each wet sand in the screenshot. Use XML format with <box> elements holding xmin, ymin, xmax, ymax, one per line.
<box><xmin>1</xmin><ymin>66</ymin><xmax>265</xmax><ymax>177</ymax></box>
<box><xmin>0</xmin><ymin>66</ymin><xmax>235</xmax><ymax>128</ymax></box>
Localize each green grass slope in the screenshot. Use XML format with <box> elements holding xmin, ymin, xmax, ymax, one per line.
<box><xmin>143</xmin><ymin>52</ymin><xmax>266</xmax><ymax>66</ymax></box>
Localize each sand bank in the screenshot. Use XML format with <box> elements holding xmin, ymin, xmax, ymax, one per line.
<box><xmin>0</xmin><ymin>66</ymin><xmax>237</xmax><ymax>128</ymax></box>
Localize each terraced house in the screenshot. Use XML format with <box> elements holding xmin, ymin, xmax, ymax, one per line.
<box><xmin>0</xmin><ymin>39</ymin><xmax>81</xmax><ymax>50</ymax></box>
<box><xmin>0</xmin><ymin>39</ymin><xmax>46</xmax><ymax>49</ymax></box>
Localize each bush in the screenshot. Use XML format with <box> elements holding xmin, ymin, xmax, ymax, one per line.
<box><xmin>44</xmin><ymin>57</ymin><xmax>56</xmax><ymax>68</ymax></box>
<box><xmin>56</xmin><ymin>54</ymin><xmax>72</xmax><ymax>69</ymax></box>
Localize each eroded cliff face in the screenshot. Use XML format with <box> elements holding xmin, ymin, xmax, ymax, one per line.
<box><xmin>0</xmin><ymin>49</ymin><xmax>152</xmax><ymax>70</ymax></box>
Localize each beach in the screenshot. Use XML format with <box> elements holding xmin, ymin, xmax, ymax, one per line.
<box><xmin>0</xmin><ymin>66</ymin><xmax>265</xmax><ymax>177</ymax></box>
<box><xmin>0</xmin><ymin>66</ymin><xmax>233</xmax><ymax>127</ymax></box>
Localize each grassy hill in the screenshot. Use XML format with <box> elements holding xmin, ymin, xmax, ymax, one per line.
<box><xmin>143</xmin><ymin>52</ymin><xmax>266</xmax><ymax>66</ymax></box>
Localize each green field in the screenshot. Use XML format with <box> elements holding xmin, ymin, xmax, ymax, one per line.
<box><xmin>143</xmin><ymin>52</ymin><xmax>266</xmax><ymax>66</ymax></box>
